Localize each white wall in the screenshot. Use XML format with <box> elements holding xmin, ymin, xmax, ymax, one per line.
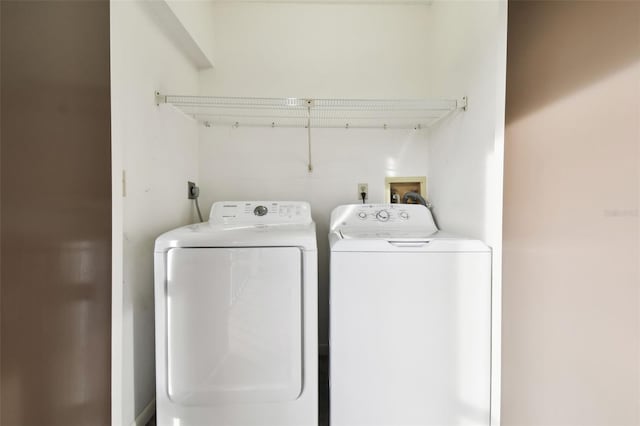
<box><xmin>197</xmin><ymin>2</ymin><xmax>441</xmax><ymax>348</ymax></box>
<box><xmin>111</xmin><ymin>1</ymin><xmax>201</xmax><ymax>424</ymax></box>
<box><xmin>427</xmin><ymin>0</ymin><xmax>506</xmax><ymax>242</ymax></box>
<box><xmin>166</xmin><ymin>0</ymin><xmax>217</xmax><ymax>66</ymax></box>
<box><xmin>198</xmin><ymin>3</ymin><xmax>435</xmax><ymax>98</ymax></box>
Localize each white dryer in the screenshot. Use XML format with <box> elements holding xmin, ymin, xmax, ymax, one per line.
<box><xmin>154</xmin><ymin>201</ymin><xmax>317</xmax><ymax>426</ymax></box>
<box><xmin>329</xmin><ymin>203</ymin><xmax>491</xmax><ymax>426</ymax></box>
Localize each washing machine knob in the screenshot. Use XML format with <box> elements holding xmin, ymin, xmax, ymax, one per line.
<box><xmin>358</xmin><ymin>211</ymin><xmax>367</xmax><ymax>219</ymax></box>
<box><xmin>399</xmin><ymin>211</ymin><xmax>409</xmax><ymax>220</ymax></box>
<box><xmin>376</xmin><ymin>210</ymin><xmax>390</xmax><ymax>221</ymax></box>
<box><xmin>254</xmin><ymin>205</ymin><xmax>268</xmax><ymax>216</ymax></box>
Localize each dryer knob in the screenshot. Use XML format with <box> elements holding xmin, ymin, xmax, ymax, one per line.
<box><xmin>254</xmin><ymin>205</ymin><xmax>268</xmax><ymax>216</ymax></box>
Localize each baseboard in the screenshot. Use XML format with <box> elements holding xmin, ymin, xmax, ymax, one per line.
<box><xmin>131</xmin><ymin>399</ymin><xmax>156</xmax><ymax>426</ymax></box>
<box><xmin>319</xmin><ymin>343</ymin><xmax>329</xmax><ymax>356</ymax></box>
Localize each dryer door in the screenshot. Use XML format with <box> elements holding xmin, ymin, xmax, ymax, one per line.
<box><xmin>166</xmin><ymin>247</ymin><xmax>302</xmax><ymax>406</ymax></box>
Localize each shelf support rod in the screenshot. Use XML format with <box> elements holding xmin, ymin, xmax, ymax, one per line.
<box><xmin>307</xmin><ymin>104</ymin><xmax>313</xmax><ymax>173</ymax></box>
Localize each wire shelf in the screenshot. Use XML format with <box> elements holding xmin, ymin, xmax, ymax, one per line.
<box><xmin>155</xmin><ymin>92</ymin><xmax>467</xmax><ymax>173</ymax></box>
<box><xmin>156</xmin><ymin>93</ymin><xmax>466</xmax><ymax>130</ymax></box>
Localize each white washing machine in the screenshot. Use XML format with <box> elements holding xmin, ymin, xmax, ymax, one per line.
<box><xmin>329</xmin><ymin>203</ymin><xmax>491</xmax><ymax>426</ymax></box>
<box><xmin>154</xmin><ymin>201</ymin><xmax>317</xmax><ymax>426</ymax></box>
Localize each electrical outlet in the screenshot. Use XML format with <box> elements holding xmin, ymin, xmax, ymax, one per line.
<box><xmin>357</xmin><ymin>183</ymin><xmax>368</xmax><ymax>201</ymax></box>
<box><xmin>188</xmin><ymin>181</ymin><xmax>199</xmax><ymax>199</ymax></box>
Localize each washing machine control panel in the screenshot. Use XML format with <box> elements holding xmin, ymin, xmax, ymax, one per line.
<box><xmin>353</xmin><ymin>206</ymin><xmax>411</xmax><ymax>224</ymax></box>
<box><xmin>331</xmin><ymin>203</ymin><xmax>437</xmax><ymax>233</ymax></box>
<box><xmin>210</xmin><ymin>201</ymin><xmax>312</xmax><ymax>225</ymax></box>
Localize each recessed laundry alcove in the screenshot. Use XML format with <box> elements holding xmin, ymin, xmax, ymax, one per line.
<box><xmin>110</xmin><ymin>1</ymin><xmax>507</xmax><ymax>424</ymax></box>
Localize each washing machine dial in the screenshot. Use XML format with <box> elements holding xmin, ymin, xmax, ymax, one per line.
<box><xmin>399</xmin><ymin>211</ymin><xmax>409</xmax><ymax>220</ymax></box>
<box><xmin>253</xmin><ymin>205</ymin><xmax>268</xmax><ymax>216</ymax></box>
<box><xmin>376</xmin><ymin>210</ymin><xmax>390</xmax><ymax>222</ymax></box>
<box><xmin>357</xmin><ymin>211</ymin><xmax>368</xmax><ymax>220</ymax></box>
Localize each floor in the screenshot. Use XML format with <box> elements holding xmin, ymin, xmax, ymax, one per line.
<box><xmin>319</xmin><ymin>355</ymin><xmax>329</xmax><ymax>426</ymax></box>
<box><xmin>146</xmin><ymin>355</ymin><xmax>329</xmax><ymax>426</ymax></box>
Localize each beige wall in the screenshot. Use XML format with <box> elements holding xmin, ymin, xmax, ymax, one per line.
<box><xmin>503</xmin><ymin>1</ymin><xmax>640</xmax><ymax>425</ymax></box>
<box><xmin>1</xmin><ymin>1</ymin><xmax>112</xmax><ymax>424</ymax></box>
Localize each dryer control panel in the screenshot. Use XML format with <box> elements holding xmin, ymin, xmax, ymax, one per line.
<box><xmin>209</xmin><ymin>201</ymin><xmax>312</xmax><ymax>225</ymax></box>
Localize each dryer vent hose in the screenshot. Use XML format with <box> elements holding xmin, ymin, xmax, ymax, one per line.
<box><xmin>402</xmin><ymin>191</ymin><xmax>428</xmax><ymax>207</ymax></box>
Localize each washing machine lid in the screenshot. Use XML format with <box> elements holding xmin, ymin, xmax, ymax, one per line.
<box><xmin>155</xmin><ymin>201</ymin><xmax>317</xmax><ymax>252</ymax></box>
<box><xmin>330</xmin><ymin>231</ymin><xmax>490</xmax><ymax>252</ymax></box>
<box><xmin>338</xmin><ymin>229</ymin><xmax>436</xmax><ymax>240</ymax></box>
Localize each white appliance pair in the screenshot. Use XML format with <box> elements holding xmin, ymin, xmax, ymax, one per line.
<box><xmin>154</xmin><ymin>201</ymin><xmax>491</xmax><ymax>426</ymax></box>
